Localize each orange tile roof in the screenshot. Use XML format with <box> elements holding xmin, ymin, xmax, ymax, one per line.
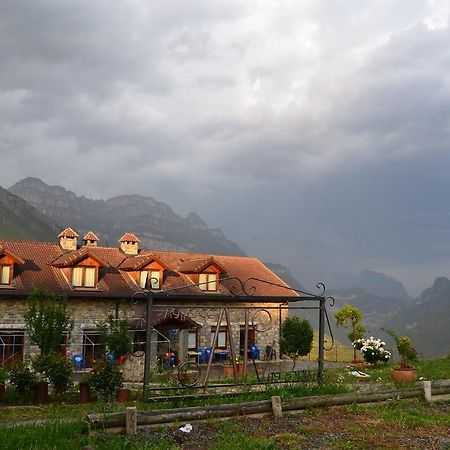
<box><xmin>57</xmin><ymin>227</ymin><xmax>79</xmax><ymax>238</ymax></box>
<box><xmin>178</xmin><ymin>257</ymin><xmax>226</xmax><ymax>273</ymax></box>
<box><xmin>83</xmin><ymin>231</ymin><xmax>100</xmax><ymax>241</ymax></box>
<box><xmin>0</xmin><ymin>239</ymin><xmax>299</xmax><ymax>300</ymax></box>
<box><xmin>118</xmin><ymin>233</ymin><xmax>140</xmax><ymax>243</ymax></box>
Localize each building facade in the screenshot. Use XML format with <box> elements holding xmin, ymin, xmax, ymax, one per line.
<box><xmin>0</xmin><ymin>228</ymin><xmax>298</xmax><ymax>381</ymax></box>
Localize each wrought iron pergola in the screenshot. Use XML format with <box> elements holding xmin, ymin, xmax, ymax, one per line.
<box><xmin>132</xmin><ymin>276</ymin><xmax>334</xmax><ymax>398</ymax></box>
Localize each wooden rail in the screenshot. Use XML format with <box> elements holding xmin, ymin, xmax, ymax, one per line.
<box><xmin>87</xmin><ymin>382</ymin><xmax>450</xmax><ymax>436</ymax></box>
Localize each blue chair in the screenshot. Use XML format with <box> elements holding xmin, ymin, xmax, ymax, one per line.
<box><xmin>196</xmin><ymin>348</ymin><xmax>204</xmax><ymax>364</ymax></box>
<box><xmin>204</xmin><ymin>347</ymin><xmax>212</xmax><ymax>363</ymax></box>
<box><xmin>249</xmin><ymin>345</ymin><xmax>260</xmax><ymax>360</ymax></box>
<box><xmin>106</xmin><ymin>351</ymin><xmax>116</xmax><ymax>363</ymax></box>
<box><xmin>72</xmin><ymin>354</ymin><xmax>86</xmax><ymax>369</ymax></box>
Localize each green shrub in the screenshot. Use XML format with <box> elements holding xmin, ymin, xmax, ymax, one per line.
<box><xmin>88</xmin><ymin>359</ymin><xmax>123</xmax><ymax>400</ymax></box>
<box><xmin>280</xmin><ymin>316</ymin><xmax>314</xmax><ymax>357</ymax></box>
<box><xmin>33</xmin><ymin>353</ymin><xmax>73</xmax><ymax>395</ymax></box>
<box><xmin>0</xmin><ymin>366</ymin><xmax>8</xmax><ymax>383</ymax></box>
<box><xmin>9</xmin><ymin>361</ymin><xmax>37</xmax><ymax>394</ymax></box>
<box><xmin>98</xmin><ymin>314</ymin><xmax>132</xmax><ymax>359</ymax></box>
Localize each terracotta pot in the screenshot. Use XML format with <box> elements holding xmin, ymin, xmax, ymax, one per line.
<box><xmin>34</xmin><ymin>381</ymin><xmax>49</xmax><ymax>404</ymax></box>
<box><xmin>392</xmin><ymin>367</ymin><xmax>418</xmax><ymax>386</ymax></box>
<box><xmin>79</xmin><ymin>382</ymin><xmax>91</xmax><ymax>404</ymax></box>
<box><xmin>116</xmin><ymin>388</ymin><xmax>131</xmax><ymax>403</ymax></box>
<box><xmin>223</xmin><ymin>364</ymin><xmax>245</xmax><ymax>377</ymax></box>
<box><xmin>0</xmin><ymin>382</ymin><xmax>5</xmax><ymax>404</ymax></box>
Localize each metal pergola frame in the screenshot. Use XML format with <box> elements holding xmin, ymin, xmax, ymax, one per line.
<box><xmin>131</xmin><ymin>276</ymin><xmax>335</xmax><ymax>399</ymax></box>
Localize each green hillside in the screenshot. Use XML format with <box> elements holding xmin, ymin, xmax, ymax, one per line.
<box><xmin>0</xmin><ymin>185</ymin><xmax>59</xmax><ymax>241</ymax></box>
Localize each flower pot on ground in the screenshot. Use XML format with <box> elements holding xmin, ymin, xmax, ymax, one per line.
<box><xmin>116</xmin><ymin>387</ymin><xmax>131</xmax><ymax>403</ymax></box>
<box><xmin>0</xmin><ymin>382</ymin><xmax>5</xmax><ymax>404</ymax></box>
<box><xmin>391</xmin><ymin>367</ymin><xmax>418</xmax><ymax>386</ymax></box>
<box><xmin>79</xmin><ymin>381</ymin><xmax>91</xmax><ymax>404</ymax></box>
<box><xmin>33</xmin><ymin>380</ymin><xmax>49</xmax><ymax>404</ymax></box>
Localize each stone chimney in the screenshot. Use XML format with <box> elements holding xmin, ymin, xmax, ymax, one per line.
<box><xmin>83</xmin><ymin>231</ymin><xmax>100</xmax><ymax>247</ymax></box>
<box><xmin>58</xmin><ymin>227</ymin><xmax>79</xmax><ymax>251</ymax></box>
<box><xmin>119</xmin><ymin>232</ymin><xmax>140</xmax><ymax>256</ymax></box>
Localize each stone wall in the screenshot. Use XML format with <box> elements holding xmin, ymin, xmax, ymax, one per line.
<box><xmin>0</xmin><ymin>295</ymin><xmax>289</xmax><ymax>382</ymax></box>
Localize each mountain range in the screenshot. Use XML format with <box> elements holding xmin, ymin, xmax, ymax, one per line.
<box><xmin>1</xmin><ymin>177</ymin><xmax>449</xmax><ymax>357</ymax></box>
<box><xmin>8</xmin><ymin>177</ymin><xmax>244</xmax><ymax>256</ymax></box>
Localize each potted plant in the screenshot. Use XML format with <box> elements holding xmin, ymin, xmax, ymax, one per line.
<box><xmin>0</xmin><ymin>367</ymin><xmax>8</xmax><ymax>404</ymax></box>
<box><xmin>352</xmin><ymin>337</ymin><xmax>391</xmax><ymax>365</ymax></box>
<box><xmin>383</xmin><ymin>328</ymin><xmax>418</xmax><ymax>386</ymax></box>
<box><xmin>88</xmin><ymin>358</ymin><xmax>124</xmax><ymax>401</ymax></box>
<box><xmin>8</xmin><ymin>361</ymin><xmax>38</xmax><ymax>404</ymax></box>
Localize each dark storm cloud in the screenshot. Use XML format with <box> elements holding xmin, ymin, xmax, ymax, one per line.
<box><xmin>0</xmin><ymin>0</ymin><xmax>449</xmax><ymax>294</ymax></box>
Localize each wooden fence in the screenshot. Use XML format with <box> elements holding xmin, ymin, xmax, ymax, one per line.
<box><xmin>87</xmin><ymin>381</ymin><xmax>450</xmax><ymax>436</ymax></box>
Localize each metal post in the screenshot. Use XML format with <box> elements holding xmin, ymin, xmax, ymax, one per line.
<box><xmin>318</xmin><ymin>297</ymin><xmax>325</xmax><ymax>384</ymax></box>
<box><xmin>143</xmin><ymin>291</ymin><xmax>154</xmax><ymax>400</ymax></box>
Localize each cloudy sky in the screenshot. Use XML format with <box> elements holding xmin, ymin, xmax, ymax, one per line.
<box><xmin>1</xmin><ymin>0</ymin><xmax>450</xmax><ymax>296</ymax></box>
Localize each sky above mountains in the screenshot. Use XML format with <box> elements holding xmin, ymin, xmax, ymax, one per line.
<box><xmin>1</xmin><ymin>1</ymin><xmax>449</xmax><ymax>296</ymax></box>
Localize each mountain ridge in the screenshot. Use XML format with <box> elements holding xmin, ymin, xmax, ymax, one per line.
<box><xmin>8</xmin><ymin>177</ymin><xmax>244</xmax><ymax>255</ymax></box>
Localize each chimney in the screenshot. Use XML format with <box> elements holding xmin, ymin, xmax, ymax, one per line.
<box><xmin>119</xmin><ymin>232</ymin><xmax>140</xmax><ymax>256</ymax></box>
<box><xmin>83</xmin><ymin>231</ymin><xmax>100</xmax><ymax>247</ymax></box>
<box><xmin>58</xmin><ymin>227</ymin><xmax>79</xmax><ymax>251</ymax></box>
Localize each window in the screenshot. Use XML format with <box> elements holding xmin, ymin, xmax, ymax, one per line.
<box><xmin>139</xmin><ymin>270</ymin><xmax>161</xmax><ymax>289</ymax></box>
<box><xmin>239</xmin><ymin>326</ymin><xmax>256</xmax><ymax>350</ymax></box>
<box><xmin>188</xmin><ymin>330</ymin><xmax>198</xmax><ymax>350</ymax></box>
<box><xmin>0</xmin><ymin>265</ymin><xmax>11</xmax><ymax>285</ymax></box>
<box><xmin>199</xmin><ymin>273</ymin><xmax>218</xmax><ymax>291</ymax></box>
<box><xmin>0</xmin><ymin>330</ymin><xmax>24</xmax><ymax>366</ymax></box>
<box><xmin>82</xmin><ymin>332</ymin><xmax>105</xmax><ymax>368</ymax></box>
<box><xmin>211</xmin><ymin>326</ymin><xmax>227</xmax><ymax>349</ymax></box>
<box><xmin>132</xmin><ymin>330</ymin><xmax>146</xmax><ymax>354</ymax></box>
<box><xmin>72</xmin><ymin>266</ymin><xmax>96</xmax><ymax>288</ymax></box>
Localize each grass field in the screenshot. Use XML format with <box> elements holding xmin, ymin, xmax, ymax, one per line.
<box><xmin>0</xmin><ymin>356</ymin><xmax>448</xmax><ymax>449</ymax></box>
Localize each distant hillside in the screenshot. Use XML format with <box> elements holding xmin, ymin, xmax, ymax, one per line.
<box><xmin>328</xmin><ymin>287</ymin><xmax>409</xmax><ymax>345</ymax></box>
<box><xmin>382</xmin><ymin>277</ymin><xmax>450</xmax><ymax>357</ymax></box>
<box><xmin>0</xmin><ymin>185</ymin><xmax>59</xmax><ymax>241</ymax></box>
<box><xmin>9</xmin><ymin>177</ymin><xmax>244</xmax><ymax>256</ymax></box>
<box><xmin>358</xmin><ymin>270</ymin><xmax>411</xmax><ymax>301</ymax></box>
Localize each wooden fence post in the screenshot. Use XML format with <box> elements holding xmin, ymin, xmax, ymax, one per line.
<box><xmin>126</xmin><ymin>407</ymin><xmax>137</xmax><ymax>436</ymax></box>
<box><xmin>271</xmin><ymin>396</ymin><xmax>283</xmax><ymax>418</ymax></box>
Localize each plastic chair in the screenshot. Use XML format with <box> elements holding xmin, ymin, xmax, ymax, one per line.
<box><xmin>249</xmin><ymin>345</ymin><xmax>260</xmax><ymax>360</ymax></box>
<box><xmin>204</xmin><ymin>347</ymin><xmax>212</xmax><ymax>363</ymax></box>
<box><xmin>72</xmin><ymin>354</ymin><xmax>86</xmax><ymax>369</ymax></box>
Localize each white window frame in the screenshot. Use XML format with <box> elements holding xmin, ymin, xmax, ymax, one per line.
<box><xmin>199</xmin><ymin>273</ymin><xmax>218</xmax><ymax>291</ymax></box>
<box><xmin>72</xmin><ymin>266</ymin><xmax>97</xmax><ymax>288</ymax></box>
<box><xmin>0</xmin><ymin>265</ymin><xmax>11</xmax><ymax>285</ymax></box>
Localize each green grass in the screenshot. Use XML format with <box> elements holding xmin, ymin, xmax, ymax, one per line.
<box><xmin>0</xmin><ymin>421</ymin><xmax>89</xmax><ymax>450</ymax></box>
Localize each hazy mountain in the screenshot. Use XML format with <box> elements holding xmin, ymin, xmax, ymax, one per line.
<box><xmin>381</xmin><ymin>277</ymin><xmax>450</xmax><ymax>357</ymax></box>
<box><xmin>327</xmin><ymin>269</ymin><xmax>411</xmax><ymax>300</ymax></box>
<box><xmin>327</xmin><ymin>287</ymin><xmax>408</xmax><ymax>344</ymax></box>
<box><xmin>0</xmin><ymin>185</ymin><xmax>59</xmax><ymax>241</ymax></box>
<box><xmin>9</xmin><ymin>177</ymin><xmax>245</xmax><ymax>255</ymax></box>
<box><xmin>264</xmin><ymin>262</ymin><xmax>306</xmax><ymax>292</ymax></box>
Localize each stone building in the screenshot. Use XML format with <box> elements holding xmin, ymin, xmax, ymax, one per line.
<box><xmin>0</xmin><ymin>228</ymin><xmax>298</xmax><ymax>381</ymax></box>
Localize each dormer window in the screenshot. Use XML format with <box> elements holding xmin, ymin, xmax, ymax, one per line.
<box><xmin>0</xmin><ymin>247</ymin><xmax>24</xmax><ymax>286</ymax></box>
<box><xmin>72</xmin><ymin>266</ymin><xmax>97</xmax><ymax>288</ymax></box>
<box><xmin>140</xmin><ymin>270</ymin><xmax>161</xmax><ymax>289</ymax></box>
<box><xmin>0</xmin><ymin>264</ymin><xmax>11</xmax><ymax>285</ymax></box>
<box><xmin>199</xmin><ymin>273</ymin><xmax>218</xmax><ymax>291</ymax></box>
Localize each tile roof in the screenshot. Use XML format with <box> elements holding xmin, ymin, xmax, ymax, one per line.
<box><xmin>58</xmin><ymin>227</ymin><xmax>79</xmax><ymax>238</ymax></box>
<box><xmin>83</xmin><ymin>231</ymin><xmax>100</xmax><ymax>241</ymax></box>
<box><xmin>0</xmin><ymin>239</ymin><xmax>299</xmax><ymax>300</ymax></box>
<box><xmin>118</xmin><ymin>233</ymin><xmax>140</xmax><ymax>243</ymax></box>
<box><xmin>178</xmin><ymin>257</ymin><xmax>226</xmax><ymax>273</ymax></box>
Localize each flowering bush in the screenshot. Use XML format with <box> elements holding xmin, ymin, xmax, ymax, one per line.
<box><xmin>352</xmin><ymin>337</ymin><xmax>391</xmax><ymax>364</ymax></box>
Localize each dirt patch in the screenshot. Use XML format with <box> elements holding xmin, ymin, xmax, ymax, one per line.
<box><xmin>134</xmin><ymin>405</ymin><xmax>450</xmax><ymax>449</ymax></box>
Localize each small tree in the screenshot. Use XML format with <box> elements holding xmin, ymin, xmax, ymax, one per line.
<box><xmin>280</xmin><ymin>316</ymin><xmax>314</xmax><ymax>358</ymax></box>
<box><xmin>334</xmin><ymin>303</ymin><xmax>365</xmax><ymax>357</ymax></box>
<box><xmin>98</xmin><ymin>314</ymin><xmax>132</xmax><ymax>359</ymax></box>
<box><xmin>24</xmin><ymin>286</ymin><xmax>74</xmax><ymax>354</ymax></box>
